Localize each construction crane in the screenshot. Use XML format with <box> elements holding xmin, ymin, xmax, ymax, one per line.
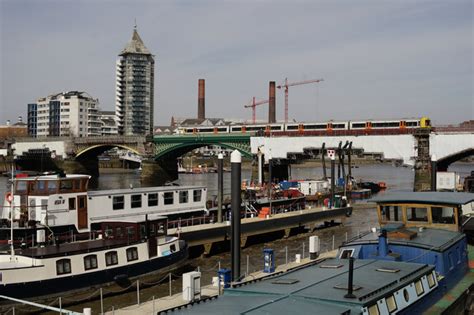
<box><xmin>277</xmin><ymin>78</ymin><xmax>324</xmax><ymax>123</ymax></box>
<box><xmin>244</xmin><ymin>97</ymin><xmax>269</xmax><ymax>124</ymax></box>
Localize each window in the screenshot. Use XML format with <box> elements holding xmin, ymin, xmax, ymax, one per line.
<box><xmin>105</xmin><ymin>251</ymin><xmax>118</xmax><ymax>266</ymax></box>
<box><xmin>113</xmin><ymin>196</ymin><xmax>125</xmax><ymax>210</ymax></box>
<box><xmin>84</xmin><ymin>255</ymin><xmax>98</xmax><ymax>270</ymax></box>
<box><xmin>126</xmin><ymin>247</ymin><xmax>139</xmax><ymax>261</ymax></box>
<box><xmin>415</xmin><ymin>280</ymin><xmax>424</xmax><ymax>296</ymax></box>
<box><xmin>148</xmin><ymin>193</ymin><xmax>158</xmax><ymax>207</ymax></box>
<box><xmin>193</xmin><ymin>190</ymin><xmax>202</xmax><ymax>202</ymax></box>
<box><xmin>60</xmin><ymin>180</ymin><xmax>73</xmax><ymax>191</ymax></box>
<box><xmin>170</xmin><ymin>244</ymin><xmax>176</xmax><ymax>252</ymax></box>
<box><xmin>179</xmin><ymin>191</ymin><xmax>188</xmax><ymax>203</ymax></box>
<box><xmin>339</xmin><ymin>249</ymin><xmax>354</xmax><ymax>259</ymax></box>
<box><xmin>56</xmin><ymin>259</ymin><xmax>72</xmax><ymax>275</ymax></box>
<box><xmin>367</xmin><ymin>304</ymin><xmax>379</xmax><ymax>315</ymax></box>
<box><xmin>131</xmin><ymin>194</ymin><xmax>142</xmax><ymax>208</ymax></box>
<box><xmin>127</xmin><ymin>226</ymin><xmax>135</xmax><ymax>239</ymax></box>
<box><xmin>381</xmin><ymin>205</ymin><xmax>402</xmax><ymax>222</ymax></box>
<box><xmin>47</xmin><ymin>181</ymin><xmax>57</xmax><ymax>193</ymax></box>
<box><xmin>164</xmin><ymin>192</ymin><xmax>174</xmax><ymax>205</ymax></box>
<box><xmin>68</xmin><ymin>198</ymin><xmax>76</xmax><ymax>210</ymax></box>
<box><xmin>116</xmin><ymin>227</ymin><xmax>123</xmax><ymax>238</ymax></box>
<box><xmin>78</xmin><ymin>196</ymin><xmax>85</xmax><ymax>209</ymax></box>
<box><xmin>431</xmin><ymin>207</ymin><xmax>455</xmax><ymax>224</ymax></box>
<box><xmin>427</xmin><ymin>272</ymin><xmax>436</xmax><ymax>288</ymax></box>
<box><xmin>407</xmin><ymin>207</ymin><xmax>428</xmax><ymax>222</ymax></box>
<box><xmin>386</xmin><ymin>295</ymin><xmax>397</xmax><ymax>313</ymax></box>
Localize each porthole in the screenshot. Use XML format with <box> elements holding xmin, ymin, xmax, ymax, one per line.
<box><xmin>403</xmin><ymin>288</ymin><xmax>410</xmax><ymax>302</ymax></box>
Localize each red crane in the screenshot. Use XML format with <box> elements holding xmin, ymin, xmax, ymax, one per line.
<box><xmin>244</xmin><ymin>97</ymin><xmax>269</xmax><ymax>124</ymax></box>
<box><xmin>277</xmin><ymin>78</ymin><xmax>324</xmax><ymax>123</ymax></box>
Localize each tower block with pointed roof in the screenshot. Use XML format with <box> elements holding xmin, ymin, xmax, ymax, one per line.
<box><xmin>115</xmin><ymin>26</ymin><xmax>155</xmax><ymax>136</ymax></box>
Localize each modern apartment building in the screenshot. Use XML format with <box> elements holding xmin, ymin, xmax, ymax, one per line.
<box><xmin>115</xmin><ymin>26</ymin><xmax>155</xmax><ymax>136</ymax></box>
<box><xmin>99</xmin><ymin>110</ymin><xmax>118</xmax><ymax>136</ymax></box>
<box><xmin>27</xmin><ymin>91</ymin><xmax>101</xmax><ymax>137</ymax></box>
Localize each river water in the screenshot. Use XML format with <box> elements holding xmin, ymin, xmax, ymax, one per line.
<box><xmin>0</xmin><ymin>162</ymin><xmax>472</xmax><ymax>313</ymax></box>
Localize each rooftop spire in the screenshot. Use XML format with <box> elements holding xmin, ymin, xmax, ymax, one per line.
<box><xmin>120</xmin><ymin>24</ymin><xmax>151</xmax><ymax>55</ymax></box>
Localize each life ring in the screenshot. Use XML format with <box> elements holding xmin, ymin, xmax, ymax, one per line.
<box><xmin>5</xmin><ymin>192</ymin><xmax>13</xmax><ymax>204</ymax></box>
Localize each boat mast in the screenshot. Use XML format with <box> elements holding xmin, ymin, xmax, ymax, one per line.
<box><xmin>9</xmin><ymin>165</ymin><xmax>15</xmax><ymax>260</ymax></box>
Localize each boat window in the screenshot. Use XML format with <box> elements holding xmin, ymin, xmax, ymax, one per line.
<box><xmin>148</xmin><ymin>193</ymin><xmax>158</xmax><ymax>207</ymax></box>
<box><xmin>193</xmin><ymin>190</ymin><xmax>202</xmax><ymax>202</ymax></box>
<box><xmin>427</xmin><ymin>272</ymin><xmax>436</xmax><ymax>288</ymax></box>
<box><xmin>339</xmin><ymin>249</ymin><xmax>354</xmax><ymax>259</ymax></box>
<box><xmin>56</xmin><ymin>259</ymin><xmax>72</xmax><ymax>275</ymax></box>
<box><xmin>131</xmin><ymin>194</ymin><xmax>142</xmax><ymax>208</ymax></box>
<box><xmin>127</xmin><ymin>226</ymin><xmax>135</xmax><ymax>239</ymax></box>
<box><xmin>164</xmin><ymin>192</ymin><xmax>174</xmax><ymax>205</ymax></box>
<box><xmin>38</xmin><ymin>181</ymin><xmax>46</xmax><ymax>192</ymax></box>
<box><xmin>403</xmin><ymin>288</ymin><xmax>410</xmax><ymax>302</ymax></box>
<box><xmin>381</xmin><ymin>205</ymin><xmax>402</xmax><ymax>222</ymax></box>
<box><xmin>415</xmin><ymin>279</ymin><xmax>424</xmax><ymax>296</ymax></box>
<box><xmin>60</xmin><ymin>180</ymin><xmax>73</xmax><ymax>192</ymax></box>
<box><xmin>431</xmin><ymin>207</ymin><xmax>455</xmax><ymax>224</ymax></box>
<box><xmin>84</xmin><ymin>255</ymin><xmax>98</xmax><ymax>270</ymax></box>
<box><xmin>78</xmin><ymin>196</ymin><xmax>86</xmax><ymax>209</ymax></box>
<box><xmin>179</xmin><ymin>191</ymin><xmax>188</xmax><ymax>204</ymax></box>
<box><xmin>113</xmin><ymin>196</ymin><xmax>125</xmax><ymax>210</ymax></box>
<box><xmin>47</xmin><ymin>181</ymin><xmax>57</xmax><ymax>193</ymax></box>
<box><xmin>170</xmin><ymin>244</ymin><xmax>176</xmax><ymax>252</ymax></box>
<box><xmin>367</xmin><ymin>304</ymin><xmax>379</xmax><ymax>315</ymax></box>
<box><xmin>68</xmin><ymin>197</ymin><xmax>76</xmax><ymax>210</ymax></box>
<box><xmin>73</xmin><ymin>179</ymin><xmax>81</xmax><ymax>190</ymax></box>
<box><xmin>150</xmin><ymin>224</ymin><xmax>155</xmax><ymax>236</ymax></box>
<box><xmin>29</xmin><ymin>181</ymin><xmax>37</xmax><ymax>193</ymax></box>
<box><xmin>15</xmin><ymin>181</ymin><xmax>27</xmax><ymax>194</ymax></box>
<box><xmin>406</xmin><ymin>207</ymin><xmax>428</xmax><ymax>222</ymax></box>
<box><xmin>116</xmin><ymin>227</ymin><xmax>123</xmax><ymax>238</ymax></box>
<box><xmin>105</xmin><ymin>251</ymin><xmax>118</xmax><ymax>266</ymax></box>
<box><xmin>386</xmin><ymin>295</ymin><xmax>397</xmax><ymax>313</ymax></box>
<box><xmin>126</xmin><ymin>247</ymin><xmax>139</xmax><ymax>262</ymax></box>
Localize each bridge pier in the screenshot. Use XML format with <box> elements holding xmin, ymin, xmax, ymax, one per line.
<box><xmin>141</xmin><ymin>159</ymin><xmax>178</xmax><ymax>186</ymax></box>
<box><xmin>413</xmin><ymin>129</ymin><xmax>432</xmax><ymax>191</ymax></box>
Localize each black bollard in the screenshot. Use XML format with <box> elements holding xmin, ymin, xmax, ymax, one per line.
<box><xmin>344</xmin><ymin>256</ymin><xmax>356</xmax><ymax>299</ymax></box>
<box><xmin>218</xmin><ymin>153</ymin><xmax>224</xmax><ymax>223</ymax></box>
<box><xmin>329</xmin><ymin>149</ymin><xmax>336</xmax><ymax>208</ymax></box>
<box><xmin>231</xmin><ymin>150</ymin><xmax>242</xmax><ymax>281</ymax></box>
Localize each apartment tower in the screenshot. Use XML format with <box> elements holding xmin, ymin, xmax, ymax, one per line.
<box><xmin>115</xmin><ymin>26</ymin><xmax>155</xmax><ymax>136</ymax></box>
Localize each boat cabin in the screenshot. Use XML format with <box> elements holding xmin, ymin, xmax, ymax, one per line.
<box><xmin>371</xmin><ymin>192</ymin><xmax>474</xmax><ymax>233</ymax></box>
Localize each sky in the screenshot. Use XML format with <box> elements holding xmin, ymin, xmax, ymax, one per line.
<box><xmin>0</xmin><ymin>0</ymin><xmax>472</xmax><ymax>126</ymax></box>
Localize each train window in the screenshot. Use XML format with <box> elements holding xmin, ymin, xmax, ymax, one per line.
<box><xmin>217</xmin><ymin>127</ymin><xmax>227</xmax><ymax>132</ymax></box>
<box><xmin>271</xmin><ymin>125</ymin><xmax>282</xmax><ymax>130</ymax></box>
<box><xmin>372</xmin><ymin>122</ymin><xmax>399</xmax><ymax>128</ymax></box>
<box><xmin>406</xmin><ymin>121</ymin><xmax>418</xmax><ymax>127</ymax></box>
<box><xmin>232</xmin><ymin>127</ymin><xmax>242</xmax><ymax>132</ymax></box>
<box><xmin>332</xmin><ymin>123</ymin><xmax>345</xmax><ymax>129</ymax></box>
<box><xmin>287</xmin><ymin>125</ymin><xmax>299</xmax><ymax>130</ymax></box>
<box><xmin>351</xmin><ymin>123</ymin><xmax>365</xmax><ymax>128</ymax></box>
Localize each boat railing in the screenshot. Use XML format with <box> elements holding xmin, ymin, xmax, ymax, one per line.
<box><xmin>168</xmin><ymin>214</ymin><xmax>217</xmax><ymax>229</ymax></box>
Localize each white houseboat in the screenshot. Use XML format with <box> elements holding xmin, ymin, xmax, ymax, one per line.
<box><xmin>1</xmin><ymin>173</ymin><xmax>208</xmax><ymax>247</ymax></box>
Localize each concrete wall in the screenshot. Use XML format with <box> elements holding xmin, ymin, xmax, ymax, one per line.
<box><xmin>251</xmin><ymin>135</ymin><xmax>417</xmax><ymax>165</ymax></box>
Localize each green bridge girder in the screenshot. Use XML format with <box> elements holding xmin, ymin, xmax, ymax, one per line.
<box><xmin>153</xmin><ymin>134</ymin><xmax>252</xmax><ymax>159</ymax></box>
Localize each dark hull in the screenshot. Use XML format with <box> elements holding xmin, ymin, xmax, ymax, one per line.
<box><xmin>0</xmin><ymin>243</ymin><xmax>188</xmax><ymax>299</ymax></box>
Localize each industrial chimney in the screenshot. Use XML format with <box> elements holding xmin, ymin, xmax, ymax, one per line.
<box><xmin>268</xmin><ymin>81</ymin><xmax>276</xmax><ymax>123</ymax></box>
<box><xmin>198</xmin><ymin>79</ymin><xmax>205</xmax><ymax>119</ymax></box>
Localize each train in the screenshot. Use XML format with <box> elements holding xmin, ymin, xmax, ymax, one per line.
<box><xmin>175</xmin><ymin>117</ymin><xmax>431</xmax><ymax>135</ymax></box>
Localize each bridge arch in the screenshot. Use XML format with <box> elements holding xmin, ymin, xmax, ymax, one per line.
<box><xmin>153</xmin><ymin>134</ymin><xmax>252</xmax><ymax>160</ymax></box>
<box><xmin>437</xmin><ymin>148</ymin><xmax>474</xmax><ymax>171</ymax></box>
<box><xmin>75</xmin><ymin>144</ymin><xmax>141</xmax><ymax>160</ymax></box>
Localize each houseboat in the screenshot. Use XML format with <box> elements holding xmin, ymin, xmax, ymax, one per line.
<box><xmin>0</xmin><ymin>173</ymin><xmax>208</xmax><ymax>248</ymax></box>
<box><xmin>337</xmin><ymin>192</ymin><xmax>474</xmax><ymax>313</ymax></box>
<box><xmin>0</xmin><ymin>214</ymin><xmax>187</xmax><ymax>299</ymax></box>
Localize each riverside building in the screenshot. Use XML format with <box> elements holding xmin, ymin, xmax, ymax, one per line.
<box><xmin>27</xmin><ymin>91</ymin><xmax>101</xmax><ymax>137</ymax></box>
<box><xmin>115</xmin><ymin>26</ymin><xmax>155</xmax><ymax>136</ymax></box>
